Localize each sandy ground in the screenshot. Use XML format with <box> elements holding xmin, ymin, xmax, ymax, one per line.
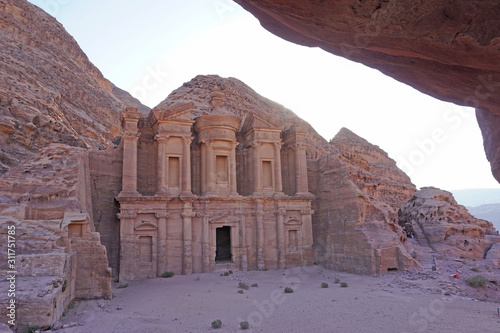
<box><xmin>53</xmin><ymin>259</ymin><xmax>500</xmax><ymax>333</ymax></box>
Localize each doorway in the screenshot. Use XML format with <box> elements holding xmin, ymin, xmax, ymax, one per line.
<box><xmin>215</xmin><ymin>226</ymin><xmax>231</xmax><ymax>262</ymax></box>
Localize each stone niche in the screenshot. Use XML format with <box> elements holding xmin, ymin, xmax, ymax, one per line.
<box><xmin>115</xmin><ymin>99</ymin><xmax>314</xmax><ymax>281</ymax></box>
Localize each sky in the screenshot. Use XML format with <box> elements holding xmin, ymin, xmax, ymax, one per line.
<box><xmin>28</xmin><ymin>0</ymin><xmax>500</xmax><ymax>194</ymax></box>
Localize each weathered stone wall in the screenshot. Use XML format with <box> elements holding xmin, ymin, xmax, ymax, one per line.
<box><xmin>312</xmin><ymin>129</ymin><xmax>420</xmax><ymax>274</ymax></box>
<box><xmin>89</xmin><ymin>148</ymin><xmax>123</xmax><ymax>277</ymax></box>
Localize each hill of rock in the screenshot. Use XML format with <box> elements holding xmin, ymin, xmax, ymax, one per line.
<box><xmin>0</xmin><ymin>0</ymin><xmax>148</xmax><ymax>174</ymax></box>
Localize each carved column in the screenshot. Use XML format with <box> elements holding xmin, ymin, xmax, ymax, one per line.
<box><xmin>181</xmin><ymin>204</ymin><xmax>195</xmax><ymax>275</ymax></box>
<box><xmin>155</xmin><ymin>211</ymin><xmax>170</xmax><ymax>274</ymax></box>
<box><xmin>273</xmin><ymin>142</ymin><xmax>283</xmax><ymax>193</ymax></box>
<box><xmin>237</xmin><ymin>211</ymin><xmax>248</xmax><ymax>271</ymax></box>
<box><xmin>254</xmin><ymin>200</ymin><xmax>265</xmax><ymax>270</ymax></box>
<box><xmin>119</xmin><ymin>108</ymin><xmax>141</xmax><ymax>197</ymax></box>
<box><xmin>206</xmin><ymin>140</ymin><xmax>216</xmax><ymax>194</ymax></box>
<box><xmin>181</xmin><ymin>136</ymin><xmax>193</xmax><ymax>195</ymax></box>
<box><xmin>197</xmin><ymin>211</ymin><xmax>212</xmax><ymax>273</ymax></box>
<box><xmin>230</xmin><ymin>142</ymin><xmax>239</xmax><ymax>196</ymax></box>
<box><xmin>120</xmin><ymin>133</ymin><xmax>140</xmax><ymax>196</ymax></box>
<box><xmin>155</xmin><ymin>134</ymin><xmax>168</xmax><ymax>194</ymax></box>
<box><xmin>300</xmin><ymin>208</ymin><xmax>315</xmax><ymax>265</ymax></box>
<box><xmin>276</xmin><ymin>208</ymin><xmax>286</xmax><ymax>269</ymax></box>
<box><xmin>117</xmin><ymin>211</ymin><xmax>137</xmax><ymax>281</ymax></box>
<box><xmin>295</xmin><ymin>143</ymin><xmax>309</xmax><ymax>194</ymax></box>
<box><xmin>200</xmin><ymin>141</ymin><xmax>207</xmax><ymax>194</ymax></box>
<box><xmin>252</xmin><ymin>142</ymin><xmax>261</xmax><ymax>194</ymax></box>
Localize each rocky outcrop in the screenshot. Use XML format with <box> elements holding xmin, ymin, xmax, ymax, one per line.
<box><xmin>233</xmin><ymin>0</ymin><xmax>500</xmax><ymax>183</ymax></box>
<box><xmin>0</xmin><ymin>144</ymin><xmax>112</xmax><ymax>330</ymax></box>
<box><xmin>398</xmin><ymin>187</ymin><xmax>498</xmax><ymax>259</ymax></box>
<box><xmin>312</xmin><ymin>128</ymin><xmax>420</xmax><ymax>274</ymax></box>
<box><xmin>0</xmin><ymin>0</ymin><xmax>149</xmax><ymax>175</ymax></box>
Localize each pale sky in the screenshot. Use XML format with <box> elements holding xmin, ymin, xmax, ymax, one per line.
<box><xmin>28</xmin><ymin>0</ymin><xmax>500</xmax><ymax>193</ymax></box>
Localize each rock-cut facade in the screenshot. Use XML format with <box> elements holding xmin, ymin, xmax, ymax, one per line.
<box><xmin>116</xmin><ymin>92</ymin><xmax>314</xmax><ymax>281</ymax></box>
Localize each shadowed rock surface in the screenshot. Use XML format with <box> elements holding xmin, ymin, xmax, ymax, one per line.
<box><xmin>233</xmin><ymin>0</ymin><xmax>500</xmax><ymax>183</ymax></box>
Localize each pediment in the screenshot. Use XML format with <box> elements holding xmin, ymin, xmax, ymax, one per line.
<box><xmin>134</xmin><ymin>220</ymin><xmax>158</xmax><ymax>231</ymax></box>
<box><xmin>152</xmin><ymin>102</ymin><xmax>194</xmax><ymax>122</ymax></box>
<box><xmin>209</xmin><ymin>213</ymin><xmax>238</xmax><ymax>224</ymax></box>
<box><xmin>241</xmin><ymin>112</ymin><xmax>281</xmax><ymax>133</ymax></box>
<box><xmin>285</xmin><ymin>219</ymin><xmax>302</xmax><ymax>226</ymax></box>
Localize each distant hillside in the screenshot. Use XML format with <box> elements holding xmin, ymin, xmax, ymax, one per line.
<box><xmin>451</xmin><ymin>188</ymin><xmax>500</xmax><ymax>207</ymax></box>
<box><xmin>468</xmin><ymin>203</ymin><xmax>500</xmax><ymax>231</ymax></box>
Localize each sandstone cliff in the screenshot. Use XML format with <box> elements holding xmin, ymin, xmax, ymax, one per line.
<box><xmin>312</xmin><ymin>127</ymin><xmax>420</xmax><ymax>274</ymax></box>
<box><xmin>0</xmin><ymin>0</ymin><xmax>148</xmax><ymax>175</ymax></box>
<box><xmin>398</xmin><ymin>187</ymin><xmax>498</xmax><ymax>260</ymax></box>
<box><xmin>233</xmin><ymin>0</ymin><xmax>500</xmax><ymax>184</ymax></box>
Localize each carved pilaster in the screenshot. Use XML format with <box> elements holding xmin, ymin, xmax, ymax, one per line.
<box><xmin>155</xmin><ymin>211</ymin><xmax>170</xmax><ymax>273</ymax></box>
<box><xmin>181</xmin><ymin>210</ymin><xmax>195</xmax><ymax>275</ymax></box>
<box><xmin>196</xmin><ymin>212</ymin><xmax>213</xmax><ymax>273</ymax></box>
<box><xmin>235</xmin><ymin>211</ymin><xmax>248</xmax><ymax>271</ymax></box>
<box><xmin>119</xmin><ymin>132</ymin><xmax>141</xmax><ymax>197</ymax></box>
<box><xmin>253</xmin><ymin>200</ymin><xmax>265</xmax><ymax>270</ymax></box>
<box><xmin>205</xmin><ymin>140</ymin><xmax>216</xmax><ymax>194</ymax></box>
<box><xmin>117</xmin><ymin>210</ymin><xmax>137</xmax><ymax>281</ymax></box>
<box><xmin>155</xmin><ymin>134</ymin><xmax>169</xmax><ymax>194</ymax></box>
<box><xmin>252</xmin><ymin>141</ymin><xmax>261</xmax><ymax>194</ymax></box>
<box><xmin>230</xmin><ymin>141</ymin><xmax>239</xmax><ymax>196</ymax></box>
<box><xmin>275</xmin><ymin>209</ymin><xmax>286</xmax><ymax>269</ymax></box>
<box><xmin>295</xmin><ymin>142</ymin><xmax>309</xmax><ymax>195</ymax></box>
<box><xmin>273</xmin><ymin>142</ymin><xmax>283</xmax><ymax>193</ymax></box>
<box><xmin>181</xmin><ymin>136</ymin><xmax>194</xmax><ymax>195</ymax></box>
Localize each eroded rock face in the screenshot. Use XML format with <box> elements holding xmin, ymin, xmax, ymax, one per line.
<box><xmin>0</xmin><ymin>144</ymin><xmax>112</xmax><ymax>329</ymax></box>
<box><xmin>233</xmin><ymin>0</ymin><xmax>500</xmax><ymax>183</ymax></box>
<box><xmin>398</xmin><ymin>187</ymin><xmax>497</xmax><ymax>259</ymax></box>
<box><xmin>312</xmin><ymin>128</ymin><xmax>420</xmax><ymax>274</ymax></box>
<box><xmin>0</xmin><ymin>0</ymin><xmax>148</xmax><ymax>175</ymax></box>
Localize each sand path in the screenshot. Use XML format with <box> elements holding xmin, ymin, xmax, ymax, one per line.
<box><xmin>56</xmin><ymin>265</ymin><xmax>500</xmax><ymax>333</ymax></box>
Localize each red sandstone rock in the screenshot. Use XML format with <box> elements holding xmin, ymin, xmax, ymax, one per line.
<box><xmin>0</xmin><ymin>0</ymin><xmax>148</xmax><ymax>174</ymax></box>
<box><xmin>312</xmin><ymin>127</ymin><xmax>420</xmax><ymax>274</ymax></box>
<box><xmin>398</xmin><ymin>187</ymin><xmax>497</xmax><ymax>259</ymax></box>
<box><xmin>233</xmin><ymin>0</ymin><xmax>500</xmax><ymax>183</ymax></box>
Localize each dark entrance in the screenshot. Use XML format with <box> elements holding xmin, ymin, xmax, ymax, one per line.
<box><xmin>215</xmin><ymin>226</ymin><xmax>231</xmax><ymax>262</ymax></box>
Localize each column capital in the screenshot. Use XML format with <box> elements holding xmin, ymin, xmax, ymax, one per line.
<box><xmin>181</xmin><ymin>211</ymin><xmax>196</xmax><ymax>218</ymax></box>
<box><xmin>296</xmin><ymin>143</ymin><xmax>307</xmax><ymax>150</ymax></box>
<box><xmin>275</xmin><ymin>209</ymin><xmax>287</xmax><ymax>216</ymax></box>
<box><xmin>182</xmin><ymin>136</ymin><xmax>194</xmax><ymax>144</ymax></box>
<box><xmin>155</xmin><ymin>133</ymin><xmax>169</xmax><ymax>141</ymax></box>
<box><xmin>300</xmin><ymin>209</ymin><xmax>314</xmax><ymax>215</ymax></box>
<box><xmin>251</xmin><ymin>141</ymin><xmax>261</xmax><ymax>149</ymax></box>
<box><xmin>122</xmin><ymin>132</ymin><xmax>141</xmax><ymax>140</ymax></box>
<box><xmin>117</xmin><ymin>211</ymin><xmax>137</xmax><ymax>220</ymax></box>
<box><xmin>200</xmin><ymin>138</ymin><xmax>213</xmax><ymax>146</ymax></box>
<box><xmin>155</xmin><ymin>211</ymin><xmax>170</xmax><ymax>219</ymax></box>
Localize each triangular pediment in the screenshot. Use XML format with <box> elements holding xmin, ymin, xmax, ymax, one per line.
<box><xmin>152</xmin><ymin>102</ymin><xmax>194</xmax><ymax>122</ymax></box>
<box><xmin>241</xmin><ymin>112</ymin><xmax>281</xmax><ymax>134</ymax></box>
